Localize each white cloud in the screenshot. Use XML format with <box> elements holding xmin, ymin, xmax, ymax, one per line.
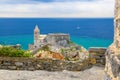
<box><xmin>0</xmin><ymin>0</ymin><xmax>114</xmax><ymax>18</ymax></box>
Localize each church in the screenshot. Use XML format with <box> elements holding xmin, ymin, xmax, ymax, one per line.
<box><xmin>29</xmin><ymin>25</ymin><xmax>70</xmax><ymax>51</ymax></box>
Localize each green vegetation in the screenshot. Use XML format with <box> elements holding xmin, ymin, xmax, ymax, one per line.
<box><xmin>60</xmin><ymin>48</ymin><xmax>65</xmax><ymax>53</ymax></box>
<box><xmin>0</xmin><ymin>46</ymin><xmax>31</xmax><ymax>57</ymax></box>
<box><xmin>70</xmin><ymin>41</ymin><xmax>74</xmax><ymax>45</ymax></box>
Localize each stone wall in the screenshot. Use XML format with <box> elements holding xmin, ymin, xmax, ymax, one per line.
<box><xmin>88</xmin><ymin>47</ymin><xmax>107</xmax><ymax>65</ymax></box>
<box><xmin>104</xmin><ymin>0</ymin><xmax>120</xmax><ymax>80</ymax></box>
<box><xmin>46</xmin><ymin>33</ymin><xmax>70</xmax><ymax>47</ymax></box>
<box><xmin>105</xmin><ymin>49</ymin><xmax>120</xmax><ymax>80</ymax></box>
<box><xmin>0</xmin><ymin>57</ymin><xmax>91</xmax><ymax>71</ymax></box>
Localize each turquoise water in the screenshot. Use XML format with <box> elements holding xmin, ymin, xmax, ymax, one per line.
<box><xmin>0</xmin><ymin>35</ymin><xmax>33</xmax><ymax>50</ymax></box>
<box><xmin>0</xmin><ymin>35</ymin><xmax>113</xmax><ymax>50</ymax></box>
<box><xmin>71</xmin><ymin>36</ymin><xmax>113</xmax><ymax>49</ymax></box>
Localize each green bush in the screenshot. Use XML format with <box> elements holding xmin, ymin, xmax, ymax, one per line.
<box><xmin>0</xmin><ymin>46</ymin><xmax>30</xmax><ymax>57</ymax></box>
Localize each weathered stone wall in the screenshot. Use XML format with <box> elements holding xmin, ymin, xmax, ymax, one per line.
<box><xmin>88</xmin><ymin>47</ymin><xmax>106</xmax><ymax>65</ymax></box>
<box><xmin>105</xmin><ymin>49</ymin><xmax>120</xmax><ymax>80</ymax></box>
<box><xmin>0</xmin><ymin>57</ymin><xmax>91</xmax><ymax>71</ymax></box>
<box><xmin>114</xmin><ymin>0</ymin><xmax>120</xmax><ymax>50</ymax></box>
<box><xmin>105</xmin><ymin>0</ymin><xmax>120</xmax><ymax>80</ymax></box>
<box><xmin>46</xmin><ymin>33</ymin><xmax>70</xmax><ymax>47</ymax></box>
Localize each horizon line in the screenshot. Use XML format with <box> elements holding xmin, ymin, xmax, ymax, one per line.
<box><xmin>0</xmin><ymin>17</ymin><xmax>114</xmax><ymax>19</ymax></box>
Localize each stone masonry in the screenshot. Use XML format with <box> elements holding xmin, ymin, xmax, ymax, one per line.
<box><xmin>105</xmin><ymin>0</ymin><xmax>120</xmax><ymax>80</ymax></box>
<box><xmin>0</xmin><ymin>57</ymin><xmax>91</xmax><ymax>71</ymax></box>
<box><xmin>88</xmin><ymin>47</ymin><xmax>107</xmax><ymax>65</ymax></box>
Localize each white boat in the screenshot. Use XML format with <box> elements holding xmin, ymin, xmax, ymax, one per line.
<box><xmin>76</xmin><ymin>25</ymin><xmax>80</xmax><ymax>29</ymax></box>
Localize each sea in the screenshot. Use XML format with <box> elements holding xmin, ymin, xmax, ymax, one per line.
<box><xmin>0</xmin><ymin>18</ymin><xmax>114</xmax><ymax>50</ymax></box>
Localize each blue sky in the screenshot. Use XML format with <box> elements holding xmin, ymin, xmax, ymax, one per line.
<box><xmin>0</xmin><ymin>0</ymin><xmax>114</xmax><ymax>18</ymax></box>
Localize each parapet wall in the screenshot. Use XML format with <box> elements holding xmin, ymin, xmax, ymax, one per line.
<box><xmin>0</xmin><ymin>57</ymin><xmax>91</xmax><ymax>71</ymax></box>
<box><xmin>105</xmin><ymin>49</ymin><xmax>120</xmax><ymax>80</ymax></box>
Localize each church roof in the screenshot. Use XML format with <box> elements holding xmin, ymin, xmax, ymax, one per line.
<box><xmin>39</xmin><ymin>35</ymin><xmax>47</xmax><ymax>40</ymax></box>
<box><xmin>34</xmin><ymin>25</ymin><xmax>40</xmax><ymax>32</ymax></box>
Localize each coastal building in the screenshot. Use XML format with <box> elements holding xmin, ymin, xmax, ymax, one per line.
<box><xmin>29</xmin><ymin>25</ymin><xmax>70</xmax><ymax>51</ymax></box>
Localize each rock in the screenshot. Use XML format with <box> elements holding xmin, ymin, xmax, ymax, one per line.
<box><xmin>15</xmin><ymin>62</ymin><xmax>23</xmax><ymax>67</ymax></box>
<box><xmin>27</xmin><ymin>62</ymin><xmax>33</xmax><ymax>66</ymax></box>
<box><xmin>34</xmin><ymin>50</ymin><xmax>65</xmax><ymax>60</ymax></box>
<box><xmin>8</xmin><ymin>66</ymin><xmax>17</xmax><ymax>70</ymax></box>
<box><xmin>117</xmin><ymin>54</ymin><xmax>120</xmax><ymax>60</ymax></box>
<box><xmin>0</xmin><ymin>66</ymin><xmax>8</xmax><ymax>69</ymax></box>
<box><xmin>104</xmin><ymin>75</ymin><xmax>111</xmax><ymax>80</ymax></box>
<box><xmin>60</xmin><ymin>44</ymin><xmax>89</xmax><ymax>61</ymax></box>
<box><xmin>28</xmin><ymin>67</ymin><xmax>35</xmax><ymax>71</ymax></box>
<box><xmin>36</xmin><ymin>64</ymin><xmax>44</xmax><ymax>70</ymax></box>
<box><xmin>65</xmin><ymin>62</ymin><xmax>82</xmax><ymax>71</ymax></box>
<box><xmin>0</xmin><ymin>61</ymin><xmax>2</xmax><ymax>64</ymax></box>
<box><xmin>110</xmin><ymin>56</ymin><xmax>120</xmax><ymax>78</ymax></box>
<box><xmin>3</xmin><ymin>61</ymin><xmax>11</xmax><ymax>66</ymax></box>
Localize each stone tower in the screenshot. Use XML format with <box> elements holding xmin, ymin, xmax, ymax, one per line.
<box><xmin>34</xmin><ymin>25</ymin><xmax>40</xmax><ymax>47</ymax></box>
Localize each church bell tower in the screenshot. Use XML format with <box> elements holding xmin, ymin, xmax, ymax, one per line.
<box><xmin>34</xmin><ymin>25</ymin><xmax>40</xmax><ymax>47</ymax></box>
